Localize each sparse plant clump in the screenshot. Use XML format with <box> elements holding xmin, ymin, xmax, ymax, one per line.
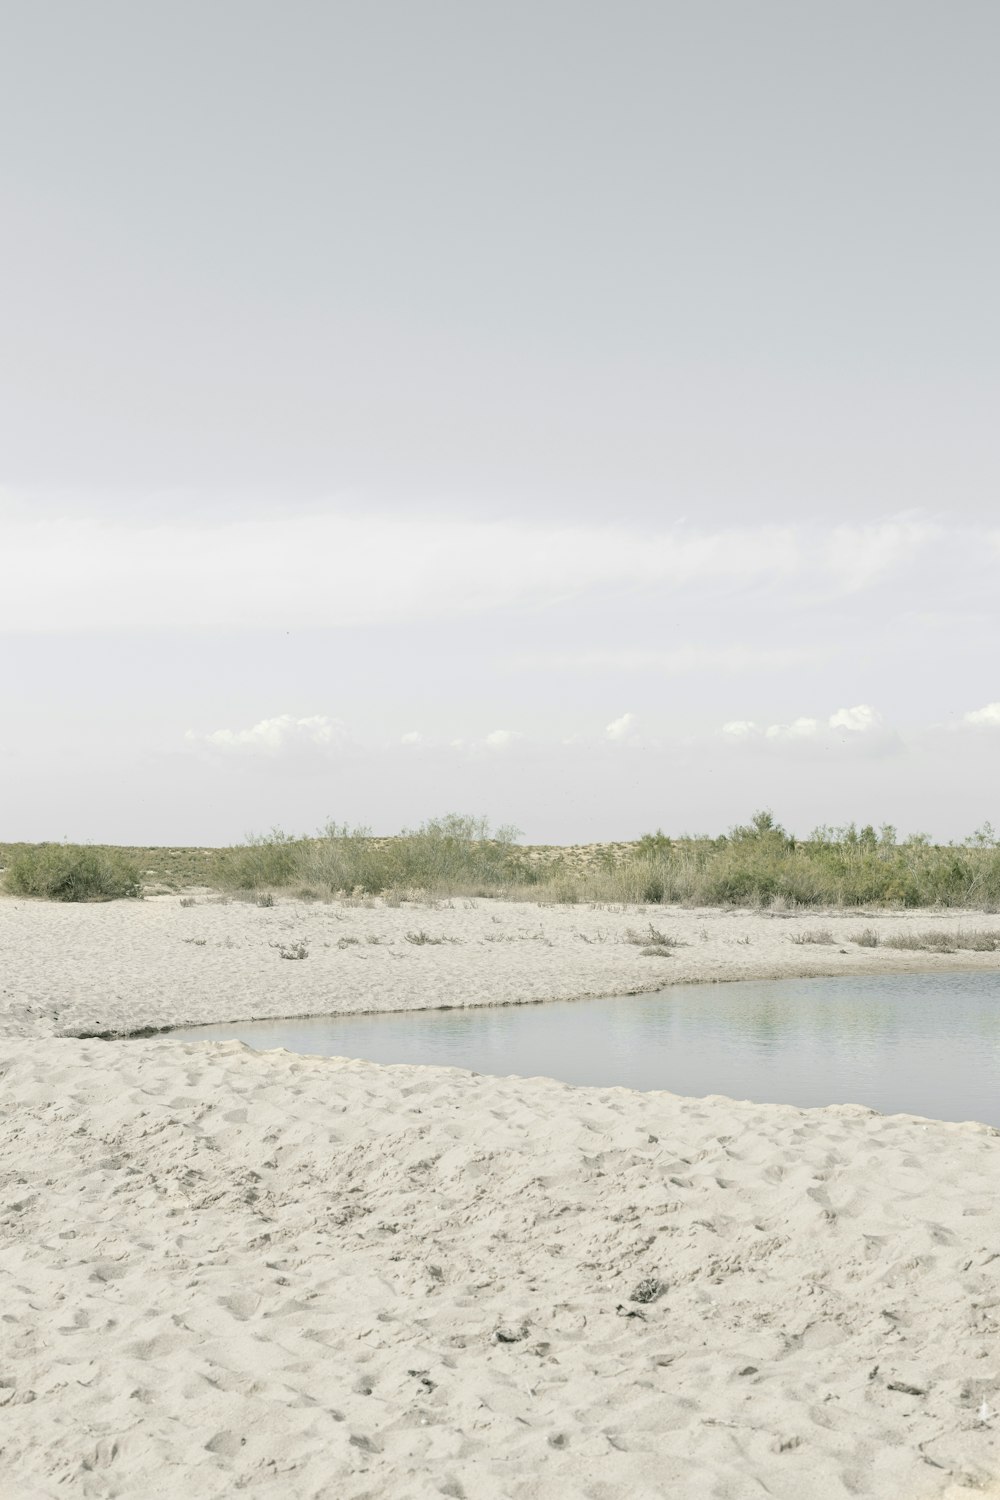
<box><xmin>4</xmin><ymin>844</ymin><xmax>143</xmax><ymax>902</ymax></box>
<box><xmin>790</xmin><ymin>928</ymin><xmax>836</xmax><ymax>945</ymax></box>
<box><xmin>629</xmin><ymin>1277</ymin><xmax>665</xmax><ymax>1303</ymax></box>
<box><xmin>640</xmin><ymin>946</ymin><xmax>675</xmax><ymax>958</ymax></box>
<box><xmin>883</xmin><ymin>929</ymin><xmax>1000</xmax><ymax>952</ymax></box>
<box><xmin>179</xmin><ymin>896</ymin><xmax>197</xmax><ymax>907</ymax></box>
<box><xmin>851</xmin><ymin>928</ymin><xmax>881</xmax><ymax>947</ymax></box>
<box><xmin>272</xmin><ymin>939</ymin><xmax>309</xmax><ymax>960</ymax></box>
<box><xmin>624</xmin><ymin>924</ymin><xmax>681</xmax><ymax>947</ymax></box>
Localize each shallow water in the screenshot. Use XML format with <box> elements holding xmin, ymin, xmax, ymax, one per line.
<box><xmin>170</xmin><ymin>970</ymin><xmax>1000</xmax><ymax>1125</ymax></box>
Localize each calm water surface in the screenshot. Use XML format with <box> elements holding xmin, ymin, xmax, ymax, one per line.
<box><xmin>170</xmin><ymin>971</ymin><xmax>1000</xmax><ymax>1126</ymax></box>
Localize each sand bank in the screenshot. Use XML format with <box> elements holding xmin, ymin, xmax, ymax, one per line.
<box><xmin>2</xmin><ymin>894</ymin><xmax>1000</xmax><ymax>1497</ymax></box>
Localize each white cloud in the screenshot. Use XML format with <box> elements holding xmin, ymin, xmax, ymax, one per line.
<box><xmin>483</xmin><ymin>729</ymin><xmax>522</xmax><ymax>750</ymax></box>
<box><xmin>186</xmin><ymin>714</ymin><xmax>349</xmax><ymax>757</ymax></box>
<box><xmin>829</xmin><ymin>704</ymin><xmax>880</xmax><ymax>733</ymax></box>
<box><xmin>765</xmin><ymin>717</ymin><xmax>819</xmax><ymax>740</ymax></box>
<box><xmin>606</xmin><ymin>712</ymin><xmax>639</xmax><ymax>743</ymax></box>
<box><xmin>722</xmin><ymin>703</ymin><xmax>896</xmax><ymax>755</ymax></box>
<box><xmin>962</xmin><ymin>702</ymin><xmax>1000</xmax><ymax>728</ymax></box>
<box><xmin>407</xmin><ymin>729</ymin><xmax>524</xmax><ymax>753</ymax></box>
<box><xmin>0</xmin><ymin>503</ymin><xmax>947</xmax><ymax>632</ymax></box>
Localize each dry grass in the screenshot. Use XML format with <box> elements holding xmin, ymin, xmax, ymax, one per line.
<box><xmin>623</xmin><ymin>923</ymin><xmax>681</xmax><ymax>947</ymax></box>
<box><xmin>790</xmin><ymin>928</ymin><xmax>836</xmax><ymax>945</ymax></box>
<box><xmin>883</xmin><ymin>929</ymin><xmax>1000</xmax><ymax>952</ymax></box>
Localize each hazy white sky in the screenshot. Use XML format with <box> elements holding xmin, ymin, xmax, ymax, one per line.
<box><xmin>2</xmin><ymin>1</ymin><xmax>998</xmax><ymax>844</ymax></box>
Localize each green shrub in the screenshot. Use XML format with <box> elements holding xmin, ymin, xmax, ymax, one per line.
<box><xmin>4</xmin><ymin>844</ymin><xmax>143</xmax><ymax>901</ymax></box>
<box><xmin>210</xmin><ymin>829</ymin><xmax>303</xmax><ymax>891</ymax></box>
<box><xmin>300</xmin><ymin>815</ymin><xmax>537</xmax><ymax>896</ymax></box>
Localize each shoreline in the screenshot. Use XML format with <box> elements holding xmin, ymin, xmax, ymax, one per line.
<box><xmin>3</xmin><ymin>897</ymin><xmax>1000</xmax><ymax>1497</ymax></box>
<box><xmin>75</xmin><ymin>946</ymin><xmax>1000</xmax><ymax>1043</ymax></box>
<box><xmin>4</xmin><ymin>892</ymin><xmax>1000</xmax><ymax>1042</ymax></box>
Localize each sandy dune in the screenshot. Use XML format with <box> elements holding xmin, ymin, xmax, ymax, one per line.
<box><xmin>2</xmin><ymin>894</ymin><xmax>1000</xmax><ymax>1497</ymax></box>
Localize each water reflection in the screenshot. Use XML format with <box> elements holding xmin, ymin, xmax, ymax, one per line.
<box><xmin>170</xmin><ymin>971</ymin><xmax>1000</xmax><ymax>1126</ymax></box>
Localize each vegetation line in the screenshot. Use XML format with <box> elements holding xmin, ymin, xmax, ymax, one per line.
<box><xmin>4</xmin><ymin>810</ymin><xmax>1000</xmax><ymax>909</ymax></box>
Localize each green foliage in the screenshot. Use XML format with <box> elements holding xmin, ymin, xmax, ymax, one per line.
<box><xmin>211</xmin><ymin>814</ymin><xmax>537</xmax><ymax>898</ymax></box>
<box><xmin>634</xmin><ymin>829</ymin><xmax>673</xmax><ymax>858</ymax></box>
<box><xmin>12</xmin><ymin>811</ymin><xmax>1000</xmax><ymax>909</ymax></box>
<box><xmin>209</xmin><ymin>829</ymin><xmax>303</xmax><ymax>890</ymax></box>
<box><xmin>556</xmin><ymin>815</ymin><xmax>1000</xmax><ymax>910</ymax></box>
<box><xmin>4</xmin><ymin>844</ymin><xmax>143</xmax><ymax>901</ymax></box>
<box><xmin>727</xmin><ymin>809</ymin><xmax>790</xmax><ymax>843</ymax></box>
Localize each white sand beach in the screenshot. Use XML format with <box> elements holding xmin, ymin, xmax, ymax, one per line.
<box><xmin>3</xmin><ymin>894</ymin><xmax>1000</xmax><ymax>1498</ymax></box>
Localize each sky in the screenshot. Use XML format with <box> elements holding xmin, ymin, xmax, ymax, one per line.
<box><xmin>2</xmin><ymin>1</ymin><xmax>999</xmax><ymax>846</ymax></box>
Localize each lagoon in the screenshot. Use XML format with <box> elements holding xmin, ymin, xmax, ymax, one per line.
<box><xmin>170</xmin><ymin>970</ymin><xmax>1000</xmax><ymax>1127</ymax></box>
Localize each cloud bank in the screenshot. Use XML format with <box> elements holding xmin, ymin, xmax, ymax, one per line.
<box><xmin>1</xmin><ymin>504</ymin><xmax>947</xmax><ymax>632</ymax></box>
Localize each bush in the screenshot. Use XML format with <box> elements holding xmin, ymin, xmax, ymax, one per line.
<box><xmin>283</xmin><ymin>815</ymin><xmax>535</xmax><ymax>897</ymax></box>
<box><xmin>4</xmin><ymin>844</ymin><xmax>143</xmax><ymax>901</ymax></box>
<box><xmin>210</xmin><ymin>830</ymin><xmax>303</xmax><ymax>891</ymax></box>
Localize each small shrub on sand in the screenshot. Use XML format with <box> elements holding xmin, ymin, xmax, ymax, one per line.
<box><xmin>4</xmin><ymin>844</ymin><xmax>143</xmax><ymax>902</ymax></box>
<box><xmin>629</xmin><ymin>1277</ymin><xmax>665</xmax><ymax>1303</ymax></box>
<box><xmin>272</xmin><ymin>939</ymin><xmax>308</xmax><ymax>960</ymax></box>
<box><xmin>850</xmin><ymin>928</ymin><xmax>881</xmax><ymax>947</ymax></box>
<box><xmin>790</xmin><ymin>928</ymin><xmax>836</xmax><ymax>945</ymax></box>
<box><xmin>624</xmin><ymin>924</ymin><xmax>680</xmax><ymax>947</ymax></box>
